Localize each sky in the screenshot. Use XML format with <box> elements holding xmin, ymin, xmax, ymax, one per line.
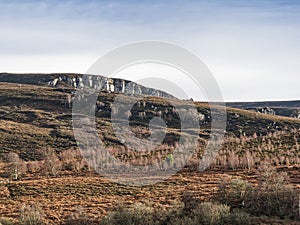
<box><xmin>0</xmin><ymin>0</ymin><xmax>299</xmax><ymax>101</ymax></box>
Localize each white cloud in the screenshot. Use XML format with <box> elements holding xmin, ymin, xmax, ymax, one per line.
<box><xmin>0</xmin><ymin>1</ymin><xmax>299</xmax><ymax>101</ymax></box>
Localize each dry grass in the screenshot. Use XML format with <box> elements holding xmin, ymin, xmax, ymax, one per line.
<box><xmin>1</xmin><ymin>82</ymin><xmax>300</xmax><ymax>224</ymax></box>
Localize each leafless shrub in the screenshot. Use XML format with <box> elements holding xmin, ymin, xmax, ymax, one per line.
<box><xmin>258</xmin><ymin>162</ymin><xmax>289</xmax><ymax>189</ymax></box>
<box><xmin>192</xmin><ymin>202</ymin><xmax>230</xmax><ymax>225</ymax></box>
<box><xmin>227</xmin><ymin>150</ymin><xmax>239</xmax><ymax>170</ymax></box>
<box><xmin>26</xmin><ymin>161</ymin><xmax>42</xmax><ymax>174</ymax></box>
<box><xmin>99</xmin><ymin>203</ymin><xmax>158</xmax><ymax>225</ymax></box>
<box><xmin>239</xmin><ymin>150</ymin><xmax>254</xmax><ymax>170</ymax></box>
<box><xmin>40</xmin><ymin>148</ymin><xmax>61</xmax><ymax>177</ymax></box>
<box><xmin>59</xmin><ymin>149</ymin><xmax>85</xmax><ymax>172</ymax></box>
<box><xmin>212</xmin><ymin>155</ymin><xmax>227</xmax><ymax>169</ymax></box>
<box><xmin>249</xmin><ymin>162</ymin><xmax>299</xmax><ymax>219</ymax></box>
<box><xmin>217</xmin><ymin>178</ymin><xmax>252</xmax><ymax>208</ymax></box>
<box><xmin>226</xmin><ymin>210</ymin><xmax>250</xmax><ymax>225</ymax></box>
<box><xmin>19</xmin><ymin>203</ymin><xmax>45</xmax><ymax>225</ymax></box>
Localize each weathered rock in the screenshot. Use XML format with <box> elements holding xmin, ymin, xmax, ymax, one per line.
<box><xmin>257</xmin><ymin>107</ymin><xmax>276</xmax><ymax>115</ymax></box>
<box><xmin>0</xmin><ymin>73</ymin><xmax>174</xmax><ymax>99</ymax></box>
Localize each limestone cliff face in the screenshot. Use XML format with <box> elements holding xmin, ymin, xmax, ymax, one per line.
<box><xmin>0</xmin><ymin>73</ymin><xmax>174</xmax><ymax>99</ymax></box>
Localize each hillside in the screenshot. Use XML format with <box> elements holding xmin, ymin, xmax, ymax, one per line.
<box><xmin>0</xmin><ymin>78</ymin><xmax>300</xmax><ymax>224</ymax></box>
<box><xmin>227</xmin><ymin>100</ymin><xmax>300</xmax><ymax>119</ymax></box>
<box><xmin>1</xmin><ymin>82</ymin><xmax>299</xmax><ymax>161</ymax></box>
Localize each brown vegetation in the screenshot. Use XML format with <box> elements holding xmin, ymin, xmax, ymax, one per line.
<box><xmin>0</xmin><ymin>82</ymin><xmax>300</xmax><ymax>224</ymax></box>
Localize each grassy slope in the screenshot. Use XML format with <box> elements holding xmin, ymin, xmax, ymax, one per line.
<box><xmin>1</xmin><ymin>82</ymin><xmax>300</xmax><ymax>159</ymax></box>
<box><xmin>0</xmin><ymin>82</ymin><xmax>300</xmax><ymax>224</ymax></box>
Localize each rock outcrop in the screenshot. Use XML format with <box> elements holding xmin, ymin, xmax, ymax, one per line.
<box><xmin>0</xmin><ymin>73</ymin><xmax>174</xmax><ymax>99</ymax></box>
<box><xmin>257</xmin><ymin>107</ymin><xmax>276</xmax><ymax>116</ymax></box>
<box><xmin>227</xmin><ymin>101</ymin><xmax>300</xmax><ymax>119</ymax></box>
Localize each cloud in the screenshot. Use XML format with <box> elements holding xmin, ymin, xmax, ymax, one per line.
<box><xmin>0</xmin><ymin>0</ymin><xmax>299</xmax><ymax>101</ymax></box>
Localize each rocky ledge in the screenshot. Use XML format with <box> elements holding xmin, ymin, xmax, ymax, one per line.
<box><xmin>0</xmin><ymin>73</ymin><xmax>175</xmax><ymax>99</ymax></box>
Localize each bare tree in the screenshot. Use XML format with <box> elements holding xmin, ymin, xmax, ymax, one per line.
<box><xmin>6</xmin><ymin>152</ymin><xmax>27</xmax><ymax>180</ymax></box>
<box><xmin>41</xmin><ymin>148</ymin><xmax>61</xmax><ymax>177</ymax></box>
<box><xmin>227</xmin><ymin>150</ymin><xmax>239</xmax><ymax>170</ymax></box>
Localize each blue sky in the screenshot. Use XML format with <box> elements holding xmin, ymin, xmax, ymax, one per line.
<box><xmin>0</xmin><ymin>0</ymin><xmax>299</xmax><ymax>101</ymax></box>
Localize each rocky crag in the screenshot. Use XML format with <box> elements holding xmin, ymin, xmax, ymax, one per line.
<box><xmin>0</xmin><ymin>73</ymin><xmax>174</xmax><ymax>99</ymax></box>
